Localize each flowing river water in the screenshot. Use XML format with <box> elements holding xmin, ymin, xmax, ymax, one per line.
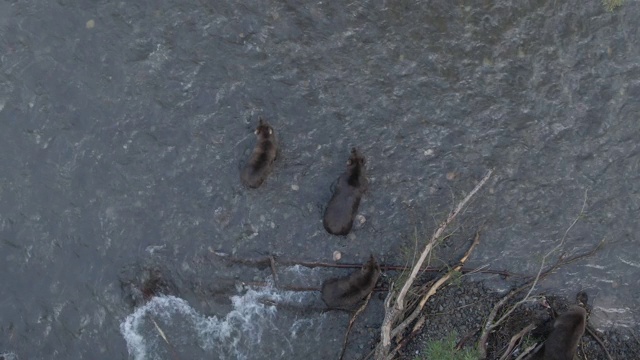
<box><xmin>1</xmin><ymin>0</ymin><xmax>639</xmax><ymax>358</ymax></box>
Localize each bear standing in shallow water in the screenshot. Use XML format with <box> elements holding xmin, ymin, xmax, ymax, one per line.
<box><xmin>542</xmin><ymin>305</ymin><xmax>586</xmax><ymax>360</ymax></box>
<box><xmin>323</xmin><ymin>148</ymin><xmax>367</xmax><ymax>235</ymax></box>
<box><xmin>321</xmin><ymin>255</ymin><xmax>381</xmax><ymax>309</ymax></box>
<box><xmin>240</xmin><ymin>118</ymin><xmax>278</xmax><ymax>188</ymax></box>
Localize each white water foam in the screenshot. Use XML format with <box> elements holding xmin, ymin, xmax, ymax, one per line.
<box><xmin>0</xmin><ymin>352</ymin><xmax>19</xmax><ymax>360</ymax></box>
<box><xmin>120</xmin><ymin>282</ymin><xmax>324</xmax><ymax>360</ymax></box>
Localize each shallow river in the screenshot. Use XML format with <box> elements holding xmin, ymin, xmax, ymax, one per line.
<box><xmin>1</xmin><ymin>0</ymin><xmax>639</xmax><ymax>358</ymax></box>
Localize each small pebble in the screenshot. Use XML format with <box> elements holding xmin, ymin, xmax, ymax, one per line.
<box><xmin>86</xmin><ymin>19</ymin><xmax>95</xmax><ymax>29</ymax></box>
<box><xmin>333</xmin><ymin>251</ymin><xmax>342</xmax><ymax>261</ymax></box>
<box><xmin>291</xmin><ymin>184</ymin><xmax>299</xmax><ymax>191</ymax></box>
<box><xmin>354</xmin><ymin>214</ymin><xmax>366</xmax><ymax>228</ymax></box>
<box><xmin>446</xmin><ymin>172</ymin><xmax>457</xmax><ymax>180</ymax></box>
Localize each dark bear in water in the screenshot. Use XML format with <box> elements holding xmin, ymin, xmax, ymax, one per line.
<box><xmin>321</xmin><ymin>255</ymin><xmax>381</xmax><ymax>309</ymax></box>
<box><xmin>323</xmin><ymin>148</ymin><xmax>367</xmax><ymax>235</ymax></box>
<box><xmin>542</xmin><ymin>305</ymin><xmax>586</xmax><ymax>360</ymax></box>
<box><xmin>241</xmin><ymin>118</ymin><xmax>278</xmax><ymax>188</ymax></box>
<box><xmin>119</xmin><ymin>267</ymin><xmax>178</xmax><ymax>308</ymax></box>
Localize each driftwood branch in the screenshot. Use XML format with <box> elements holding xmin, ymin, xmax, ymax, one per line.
<box><xmin>375</xmin><ymin>170</ymin><xmax>493</xmax><ymax>359</ymax></box>
<box><xmin>393</xmin><ymin>233</ymin><xmax>481</xmax><ymax>340</ymax></box>
<box><xmin>394</xmin><ymin>171</ymin><xmax>493</xmax><ymax>310</ymax></box>
<box><xmin>385</xmin><ymin>233</ymin><xmax>482</xmax><ymax>359</ymax></box>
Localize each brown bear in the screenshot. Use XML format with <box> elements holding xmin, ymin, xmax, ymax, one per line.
<box><xmin>240</xmin><ymin>118</ymin><xmax>278</xmax><ymax>188</ymax></box>
<box><xmin>542</xmin><ymin>305</ymin><xmax>587</xmax><ymax>360</ymax></box>
<box><xmin>323</xmin><ymin>148</ymin><xmax>367</xmax><ymax>235</ymax></box>
<box><xmin>321</xmin><ymin>255</ymin><xmax>381</xmax><ymax>309</ymax></box>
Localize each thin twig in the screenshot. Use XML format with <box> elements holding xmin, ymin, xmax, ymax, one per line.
<box><xmin>478</xmin><ymin>191</ymin><xmax>590</xmax><ymax>358</ymax></box>
<box><xmin>514</xmin><ymin>342</ymin><xmax>541</xmax><ymax>360</ymax></box>
<box><xmin>152</xmin><ymin>318</ymin><xmax>170</xmax><ymax>345</ymax></box>
<box><xmin>476</xmin><ymin>239</ymin><xmax>601</xmax><ymax>360</ymax></box>
<box><xmin>150</xmin><ymin>316</ymin><xmax>181</xmax><ymax>360</ymax></box>
<box><xmin>586</xmin><ymin>325</ymin><xmax>613</xmax><ymax>360</ymax></box>
<box><xmin>477</xmin><ymin>243</ymin><xmax>603</xmax><ymax>358</ymax></box>
<box><xmin>340</xmin><ymin>293</ymin><xmax>373</xmax><ymax>360</ymax></box>
<box><xmin>498</xmin><ymin>323</ymin><xmax>536</xmax><ymax>360</ymax></box>
<box><xmin>361</xmin><ymin>348</ymin><xmax>375</xmax><ymax>360</ymax></box>
<box><xmin>520</xmin><ymin>190</ymin><xmax>589</xmax><ymax>308</ymax></box>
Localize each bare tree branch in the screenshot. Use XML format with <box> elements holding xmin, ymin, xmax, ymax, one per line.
<box><xmin>375</xmin><ymin>170</ymin><xmax>493</xmax><ymax>359</ymax></box>
<box><xmin>478</xmin><ymin>191</ymin><xmax>597</xmax><ymax>358</ymax></box>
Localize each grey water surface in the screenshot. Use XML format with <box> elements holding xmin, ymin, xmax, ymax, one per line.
<box><xmin>1</xmin><ymin>0</ymin><xmax>639</xmax><ymax>359</ymax></box>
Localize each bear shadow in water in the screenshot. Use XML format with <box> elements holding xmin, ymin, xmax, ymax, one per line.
<box><xmin>119</xmin><ymin>265</ymin><xmax>180</xmax><ymax>308</ymax></box>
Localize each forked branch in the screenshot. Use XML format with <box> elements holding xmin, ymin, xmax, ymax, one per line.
<box><xmin>375</xmin><ymin>170</ymin><xmax>493</xmax><ymax>359</ymax></box>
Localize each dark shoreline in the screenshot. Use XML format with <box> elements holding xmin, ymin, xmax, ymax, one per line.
<box><xmin>400</xmin><ymin>279</ymin><xmax>640</xmax><ymax>360</ymax></box>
